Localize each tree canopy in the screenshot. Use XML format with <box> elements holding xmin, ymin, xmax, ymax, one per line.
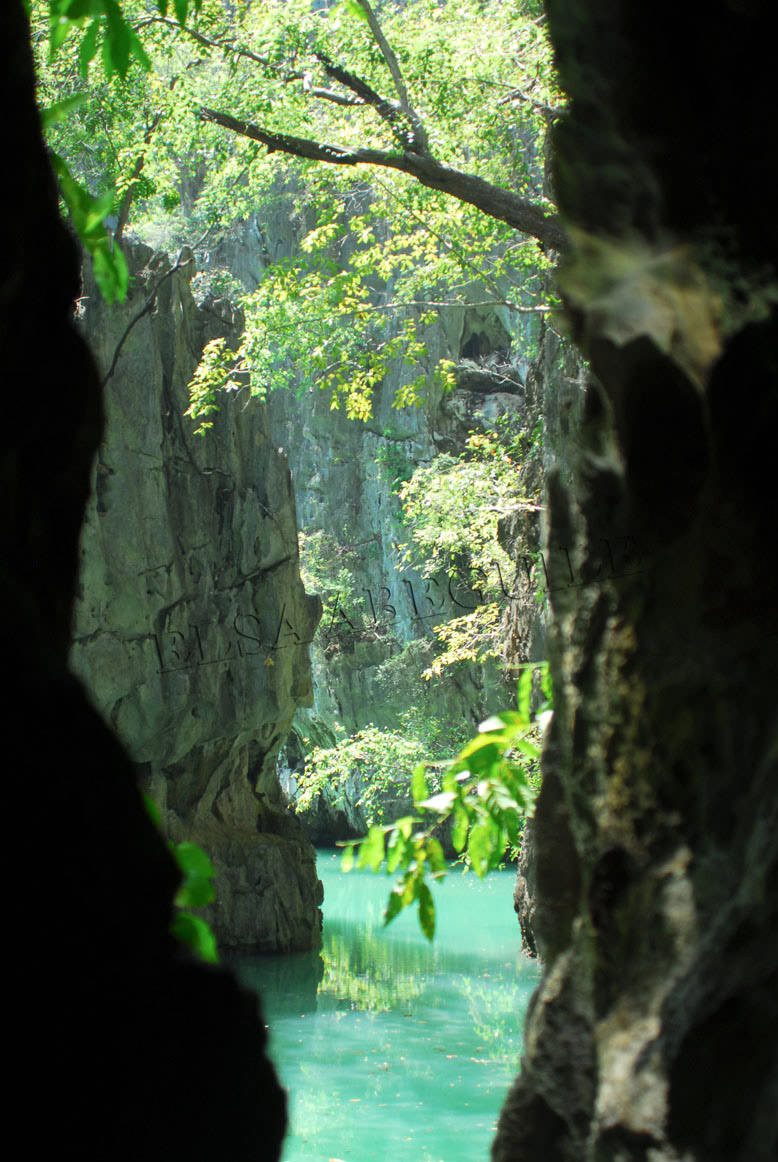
<box><xmin>33</xmin><ymin>0</ymin><xmax>564</xmax><ymax>419</ymax></box>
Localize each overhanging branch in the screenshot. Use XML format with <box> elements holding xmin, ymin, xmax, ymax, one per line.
<box><xmin>198</xmin><ymin>108</ymin><xmax>567</xmax><ymax>252</ymax></box>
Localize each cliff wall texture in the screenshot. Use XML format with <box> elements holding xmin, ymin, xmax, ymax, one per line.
<box><xmin>72</xmin><ymin>244</ymin><xmax>323</xmax><ymax>952</ymax></box>
<box><xmin>492</xmin><ymin>3</ymin><xmax>778</xmax><ymax>1160</ymax></box>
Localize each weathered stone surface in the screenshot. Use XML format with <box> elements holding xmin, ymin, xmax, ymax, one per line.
<box><xmin>72</xmin><ymin>244</ymin><xmax>323</xmax><ymax>952</ymax></box>
<box><xmin>493</xmin><ymin>4</ymin><xmax>778</xmax><ymax>1161</ymax></box>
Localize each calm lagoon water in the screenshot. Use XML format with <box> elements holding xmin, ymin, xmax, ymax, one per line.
<box><xmin>235</xmin><ymin>850</ymin><xmax>539</xmax><ymax>1162</ymax></box>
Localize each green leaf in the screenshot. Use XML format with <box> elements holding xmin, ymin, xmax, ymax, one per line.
<box><xmin>49</xmin><ymin>151</ymin><xmax>127</xmax><ymax>303</ymax></box>
<box><xmin>512</xmin><ymin>736</ymin><xmax>540</xmax><ymax>759</ymax></box>
<box><xmin>103</xmin><ymin>0</ymin><xmax>130</xmax><ymax>78</ymax></box>
<box><xmin>386</xmin><ymin>828</ymin><xmax>408</xmax><ymax>873</ymax></box>
<box><xmin>171</xmin><ymin>912</ymin><xmax>219</xmax><ymax>963</ymax></box>
<box><xmin>173</xmin><ymin>842</ymin><xmax>215</xmax><ymax>880</ymax></box>
<box><xmin>384</xmin><ymin>885</ymin><xmax>405</xmax><ymax>926</ymax></box>
<box><xmin>416</xmin><ymin>879</ymin><xmax>436</xmax><ymax>941</ymax></box>
<box><xmin>174</xmin><ymin>0</ymin><xmax>189</xmax><ymax>24</ymax></box>
<box><xmin>50</xmin><ymin>15</ymin><xmax>75</xmax><ymax>57</ymax></box>
<box><xmin>342</xmin><ymin>0</ymin><xmax>371</xmax><ymax>24</ymax></box>
<box><xmin>451</xmin><ymin>801</ymin><xmax>469</xmax><ymax>852</ymax></box>
<box><xmin>78</xmin><ymin>19</ymin><xmax>101</xmax><ymax>77</ymax></box>
<box><xmin>40</xmin><ymin>93</ymin><xmax>87</xmax><ymax>130</ymax></box>
<box><xmin>357</xmin><ymin>825</ymin><xmax>385</xmax><ymax>872</ymax></box>
<box><xmin>173</xmin><ymin>841</ymin><xmax>216</xmax><ymax>908</ymax></box>
<box><xmin>467</xmin><ymin>818</ymin><xmax>498</xmax><ymax>877</ymax></box>
<box><xmin>410</xmin><ymin>763</ymin><xmax>428</xmax><ymax>804</ymax></box>
<box><xmin>425</xmin><ymin>836</ymin><xmax>447</xmax><ymax>875</ymax></box>
<box><xmin>456</xmin><ymin>736</ymin><xmax>502</xmax><ymax>773</ymax></box>
<box><xmin>141</xmin><ymin>792</ymin><xmax>161</xmax><ymax>829</ymax></box>
<box><xmin>84</xmin><ymin>190</ymin><xmax>115</xmax><ymax>234</ymax></box>
<box><xmin>91</xmin><ymin>242</ymin><xmax>129</xmax><ymax>305</ymax></box>
<box><xmin>517</xmin><ymin>666</ymin><xmax>534</xmax><ymax>725</ymax></box>
<box><xmin>56</xmin><ymin>0</ymin><xmax>99</xmax><ymax>16</ymax></box>
<box><xmin>127</xmin><ymin>26</ymin><xmax>152</xmax><ymax>71</ymax></box>
<box><xmin>340</xmin><ymin>843</ymin><xmax>355</xmax><ymax>873</ymax></box>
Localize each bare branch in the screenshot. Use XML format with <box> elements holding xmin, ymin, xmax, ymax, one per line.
<box><xmin>133</xmin><ymin>16</ymin><xmax>272</xmax><ymax>69</ymax></box>
<box><xmin>199</xmin><ymin>108</ymin><xmax>567</xmax><ymax>252</ymax></box>
<box><xmin>495</xmin><ymin>86</ymin><xmax>561</xmax><ymax>121</ymax></box>
<box><xmin>133</xmin><ymin>15</ymin><xmax>363</xmax><ymax>108</ymax></box>
<box><xmin>308</xmin><ymin>86</ymin><xmax>363</xmax><ymax>109</ymax></box>
<box><xmin>315</xmin><ymin>52</ymin><xmax>417</xmax><ymax>151</ymax></box>
<box><xmin>352</xmin><ymin>0</ymin><xmax>430</xmax><ymax>154</ymax></box>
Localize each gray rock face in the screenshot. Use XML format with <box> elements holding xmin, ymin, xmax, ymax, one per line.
<box><xmin>71</xmin><ymin>244</ymin><xmax>323</xmax><ymax>953</ymax></box>
<box><xmin>492</xmin><ymin>3</ymin><xmax>778</xmax><ymax>1161</ymax></box>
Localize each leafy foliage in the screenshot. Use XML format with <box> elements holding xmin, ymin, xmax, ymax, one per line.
<box><xmin>341</xmin><ymin>662</ymin><xmax>551</xmax><ymax>940</ymax></box>
<box><xmin>34</xmin><ymin>0</ymin><xmax>203</xmax><ymax>301</ymax></box>
<box><xmin>143</xmin><ymin>793</ymin><xmax>219</xmax><ymax>963</ymax></box>
<box><xmin>297</xmin><ymin>529</ymin><xmax>379</xmax><ymax>651</ymax></box>
<box><xmin>398</xmin><ymin>421</ymin><xmax>541</xmax><ymax>676</ymax></box>
<box><xmin>296</xmin><ymin>723</ymin><xmax>446</xmax><ymax>828</ymax></box>
<box><xmin>32</xmin><ymin>0</ymin><xmax>561</xmax><ymax>407</ymax></box>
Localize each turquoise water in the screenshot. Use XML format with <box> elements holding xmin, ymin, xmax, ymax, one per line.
<box><xmin>235</xmin><ymin>850</ymin><xmax>539</xmax><ymax>1162</ymax></box>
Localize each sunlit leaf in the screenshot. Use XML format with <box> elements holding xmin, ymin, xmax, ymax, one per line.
<box><xmin>418</xmin><ymin>789</ymin><xmax>456</xmax><ymax>814</ymax></box>
<box><xmin>416</xmin><ymin>880</ymin><xmax>436</xmax><ymax>941</ymax></box>
<box><xmin>411</xmin><ymin>763</ymin><xmax>428</xmax><ymax>804</ymax></box>
<box><xmin>386</xmin><ymin>829</ymin><xmax>407</xmax><ymax>873</ymax></box>
<box><xmin>341</xmin><ymin>843</ymin><xmax>355</xmax><ymax>873</ymax></box>
<box><xmin>512</xmin><ymin>736</ymin><xmax>540</xmax><ymax>760</ymax></box>
<box><xmin>384</xmin><ymin>885</ymin><xmax>404</xmax><ymax>925</ymax></box>
<box><xmin>425</xmin><ymin>836</ymin><xmax>447</xmax><ymax>875</ymax></box>
<box><xmin>467</xmin><ymin>818</ymin><xmax>499</xmax><ymax>877</ymax></box>
<box><xmin>342</xmin><ymin>0</ymin><xmax>371</xmax><ymax>24</ymax></box>
<box><xmin>357</xmin><ymin>825</ymin><xmax>385</xmax><ymax>872</ymax></box>
<box><xmin>40</xmin><ymin>93</ymin><xmax>87</xmax><ymax>130</ymax></box>
<box><xmin>171</xmin><ymin>912</ymin><xmax>219</xmax><ymax>963</ymax></box>
<box><xmin>479</xmin><ymin>710</ymin><xmax>523</xmax><ymax>733</ymax></box>
<box><xmin>451</xmin><ymin>801</ymin><xmax>468</xmax><ymax>852</ymax></box>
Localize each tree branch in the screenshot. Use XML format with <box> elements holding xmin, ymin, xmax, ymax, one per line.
<box><xmin>315</xmin><ymin>52</ymin><xmax>419</xmax><ymax>151</ymax></box>
<box><xmin>133</xmin><ymin>16</ymin><xmax>362</xmax><ymax>108</ymax></box>
<box><xmin>353</xmin><ymin>0</ymin><xmax>429</xmax><ymax>154</ymax></box>
<box><xmin>198</xmin><ymin>108</ymin><xmax>567</xmax><ymax>252</ymax></box>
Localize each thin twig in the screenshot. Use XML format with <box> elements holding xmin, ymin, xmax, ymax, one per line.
<box><xmin>133</xmin><ymin>15</ymin><xmax>362</xmax><ymax>107</ymax></box>
<box><xmin>100</xmin><ymin>231</ymin><xmax>213</xmax><ymax>389</ymax></box>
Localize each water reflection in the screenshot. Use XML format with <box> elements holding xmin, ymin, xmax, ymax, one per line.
<box><xmin>234</xmin><ymin>851</ymin><xmax>540</xmax><ymax>1162</ymax></box>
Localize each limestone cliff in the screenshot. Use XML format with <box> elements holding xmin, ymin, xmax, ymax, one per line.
<box><xmin>202</xmin><ymin>212</ymin><xmax>547</xmax><ymax>839</ymax></box>
<box><xmin>492</xmin><ymin>3</ymin><xmax>778</xmax><ymax>1160</ymax></box>
<box><xmin>71</xmin><ymin>243</ymin><xmax>323</xmax><ymax>953</ymax></box>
